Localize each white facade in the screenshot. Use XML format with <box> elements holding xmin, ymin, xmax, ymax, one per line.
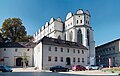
<box><xmin>34</xmin><ymin>37</ymin><xmax>88</xmax><ymax>70</ymax></box>
<box><xmin>0</xmin><ymin>43</ymin><xmax>34</xmax><ymax>67</ymax></box>
<box><xmin>33</xmin><ymin>9</ymin><xmax>95</xmax><ymax>65</ymax></box>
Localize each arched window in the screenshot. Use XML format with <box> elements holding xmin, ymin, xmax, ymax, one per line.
<box><xmin>77</xmin><ymin>29</ymin><xmax>82</xmax><ymax>44</ymax></box>
<box><xmin>87</xmin><ymin>29</ymin><xmax>90</xmax><ymax>46</ymax></box>
<box><xmin>58</xmin><ymin>35</ymin><xmax>61</xmax><ymax>40</ymax></box>
<box><xmin>64</xmin><ymin>34</ymin><xmax>66</xmax><ymax>40</ymax></box>
<box><xmin>69</xmin><ymin>31</ymin><xmax>73</xmax><ymax>41</ymax></box>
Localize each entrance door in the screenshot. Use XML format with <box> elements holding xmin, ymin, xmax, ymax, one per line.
<box><xmin>16</xmin><ymin>57</ymin><xmax>23</xmax><ymax>66</ymax></box>
<box><xmin>66</xmin><ymin>57</ymin><xmax>71</xmax><ymax>65</ymax></box>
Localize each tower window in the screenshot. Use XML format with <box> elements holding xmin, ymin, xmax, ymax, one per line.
<box><xmin>77</xmin><ymin>20</ymin><xmax>79</xmax><ymax>24</ymax></box>
<box><xmin>81</xmin><ymin>20</ymin><xmax>82</xmax><ymax>23</ymax></box>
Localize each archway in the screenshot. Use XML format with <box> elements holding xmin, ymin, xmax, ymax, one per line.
<box><xmin>16</xmin><ymin>57</ymin><xmax>23</xmax><ymax>66</ymax></box>
<box><xmin>66</xmin><ymin>57</ymin><xmax>71</xmax><ymax>65</ymax></box>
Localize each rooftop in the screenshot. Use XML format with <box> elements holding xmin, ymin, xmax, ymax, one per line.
<box><xmin>39</xmin><ymin>36</ymin><xmax>88</xmax><ymax>50</ymax></box>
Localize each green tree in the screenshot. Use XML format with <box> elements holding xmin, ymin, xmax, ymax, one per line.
<box><xmin>0</xmin><ymin>18</ymin><xmax>27</xmax><ymax>42</ymax></box>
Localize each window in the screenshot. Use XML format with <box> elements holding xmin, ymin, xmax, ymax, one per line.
<box><xmin>81</xmin><ymin>20</ymin><xmax>82</xmax><ymax>23</ymax></box>
<box><xmin>48</xmin><ymin>46</ymin><xmax>51</xmax><ymax>51</ymax></box>
<box><xmin>79</xmin><ymin>16</ymin><xmax>80</xmax><ymax>17</ymax></box>
<box><xmin>73</xmin><ymin>49</ymin><xmax>75</xmax><ymax>53</ymax></box>
<box><xmin>58</xmin><ymin>35</ymin><xmax>61</xmax><ymax>40</ymax></box>
<box><xmin>82</xmin><ymin>58</ymin><xmax>84</xmax><ymax>63</ymax></box>
<box><xmin>78</xmin><ymin>58</ymin><xmax>80</xmax><ymax>62</ymax></box>
<box><xmin>88</xmin><ymin>21</ymin><xmax>89</xmax><ymax>24</ymax></box>
<box><xmin>64</xmin><ymin>34</ymin><xmax>66</xmax><ymax>40</ymax></box>
<box><xmin>27</xmin><ymin>49</ymin><xmax>30</xmax><ymax>51</ymax></box>
<box><xmin>15</xmin><ymin>49</ymin><xmax>17</xmax><ymax>52</ymax></box>
<box><xmin>48</xmin><ymin>56</ymin><xmax>51</xmax><ymax>61</ymax></box>
<box><xmin>61</xmin><ymin>48</ymin><xmax>63</xmax><ymax>52</ymax></box>
<box><xmin>77</xmin><ymin>20</ymin><xmax>78</xmax><ymax>24</ymax></box>
<box><xmin>87</xmin><ymin>29</ymin><xmax>90</xmax><ymax>46</ymax></box>
<box><xmin>67</xmin><ymin>48</ymin><xmax>69</xmax><ymax>53</ymax></box>
<box><xmin>55</xmin><ymin>47</ymin><xmax>57</xmax><ymax>52</ymax></box>
<box><xmin>86</xmin><ymin>21</ymin><xmax>87</xmax><ymax>24</ymax></box>
<box><xmin>82</xmin><ymin>50</ymin><xmax>84</xmax><ymax>54</ymax></box>
<box><xmin>77</xmin><ymin>29</ymin><xmax>82</xmax><ymax>44</ymax></box>
<box><xmin>4</xmin><ymin>48</ymin><xmax>6</xmax><ymax>51</ymax></box>
<box><xmin>69</xmin><ymin>31</ymin><xmax>73</xmax><ymax>41</ymax></box>
<box><xmin>61</xmin><ymin>57</ymin><xmax>63</xmax><ymax>62</ymax></box>
<box><xmin>78</xmin><ymin>50</ymin><xmax>80</xmax><ymax>54</ymax></box>
<box><xmin>55</xmin><ymin>57</ymin><xmax>57</xmax><ymax>62</ymax></box>
<box><xmin>73</xmin><ymin>58</ymin><xmax>75</xmax><ymax>62</ymax></box>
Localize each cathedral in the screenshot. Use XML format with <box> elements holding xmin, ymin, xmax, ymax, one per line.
<box><xmin>0</xmin><ymin>9</ymin><xmax>95</xmax><ymax>69</ymax></box>
<box><xmin>33</xmin><ymin>9</ymin><xmax>95</xmax><ymax>65</ymax></box>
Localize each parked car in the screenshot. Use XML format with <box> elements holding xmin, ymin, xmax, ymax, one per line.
<box><xmin>90</xmin><ymin>65</ymin><xmax>99</xmax><ymax>70</ymax></box>
<box><xmin>0</xmin><ymin>65</ymin><xmax>12</xmax><ymax>72</ymax></box>
<box><xmin>50</xmin><ymin>65</ymin><xmax>69</xmax><ymax>72</ymax></box>
<box><xmin>85</xmin><ymin>65</ymin><xmax>92</xmax><ymax>70</ymax></box>
<box><xmin>72</xmin><ymin>65</ymin><xmax>86</xmax><ymax>71</ymax></box>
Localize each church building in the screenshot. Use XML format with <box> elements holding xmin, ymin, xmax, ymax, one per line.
<box><xmin>34</xmin><ymin>9</ymin><xmax>95</xmax><ymax>65</ymax></box>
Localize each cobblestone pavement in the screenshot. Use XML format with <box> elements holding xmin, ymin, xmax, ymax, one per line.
<box><xmin>0</xmin><ymin>67</ymin><xmax>119</xmax><ymax>76</ymax></box>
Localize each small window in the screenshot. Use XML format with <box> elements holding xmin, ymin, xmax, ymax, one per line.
<box><xmin>78</xmin><ymin>58</ymin><xmax>80</xmax><ymax>62</ymax></box>
<box><xmin>86</xmin><ymin>21</ymin><xmax>87</xmax><ymax>24</ymax></box>
<box><xmin>81</xmin><ymin>20</ymin><xmax>82</xmax><ymax>23</ymax></box>
<box><xmin>48</xmin><ymin>46</ymin><xmax>51</xmax><ymax>51</ymax></box>
<box><xmin>15</xmin><ymin>49</ymin><xmax>17</xmax><ymax>52</ymax></box>
<box><xmin>78</xmin><ymin>50</ymin><xmax>80</xmax><ymax>54</ymax></box>
<box><xmin>27</xmin><ymin>49</ymin><xmax>30</xmax><ymax>51</ymax></box>
<box><xmin>82</xmin><ymin>58</ymin><xmax>84</xmax><ymax>63</ymax></box>
<box><xmin>67</xmin><ymin>48</ymin><xmax>69</xmax><ymax>53</ymax></box>
<box><xmin>55</xmin><ymin>57</ymin><xmax>57</xmax><ymax>62</ymax></box>
<box><xmin>73</xmin><ymin>58</ymin><xmax>75</xmax><ymax>62</ymax></box>
<box><xmin>82</xmin><ymin>50</ymin><xmax>84</xmax><ymax>54</ymax></box>
<box><xmin>88</xmin><ymin>21</ymin><xmax>89</xmax><ymax>24</ymax></box>
<box><xmin>61</xmin><ymin>48</ymin><xmax>63</xmax><ymax>52</ymax></box>
<box><xmin>4</xmin><ymin>48</ymin><xmax>6</xmax><ymax>51</ymax></box>
<box><xmin>79</xmin><ymin>16</ymin><xmax>80</xmax><ymax>17</ymax></box>
<box><xmin>73</xmin><ymin>49</ymin><xmax>75</xmax><ymax>53</ymax></box>
<box><xmin>61</xmin><ymin>57</ymin><xmax>63</xmax><ymax>62</ymax></box>
<box><xmin>48</xmin><ymin>56</ymin><xmax>51</xmax><ymax>61</ymax></box>
<box><xmin>55</xmin><ymin>47</ymin><xmax>57</xmax><ymax>52</ymax></box>
<box><xmin>77</xmin><ymin>20</ymin><xmax>79</xmax><ymax>24</ymax></box>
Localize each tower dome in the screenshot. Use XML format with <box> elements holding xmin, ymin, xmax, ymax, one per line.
<box><xmin>76</xmin><ymin>9</ymin><xmax>84</xmax><ymax>14</ymax></box>
<box><xmin>85</xmin><ymin>10</ymin><xmax>90</xmax><ymax>15</ymax></box>
<box><xmin>66</xmin><ymin>12</ymin><xmax>73</xmax><ymax>20</ymax></box>
<box><xmin>57</xmin><ymin>17</ymin><xmax>62</xmax><ymax>22</ymax></box>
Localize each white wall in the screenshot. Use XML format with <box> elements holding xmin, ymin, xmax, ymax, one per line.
<box><xmin>42</xmin><ymin>44</ymin><xmax>88</xmax><ymax>70</ymax></box>
<box><xmin>0</xmin><ymin>48</ymin><xmax>34</xmax><ymax>67</ymax></box>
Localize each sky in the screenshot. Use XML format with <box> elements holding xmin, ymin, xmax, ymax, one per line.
<box><xmin>0</xmin><ymin>0</ymin><xmax>120</xmax><ymax>46</ymax></box>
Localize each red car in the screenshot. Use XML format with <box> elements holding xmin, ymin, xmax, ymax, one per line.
<box><xmin>72</xmin><ymin>65</ymin><xmax>86</xmax><ymax>71</ymax></box>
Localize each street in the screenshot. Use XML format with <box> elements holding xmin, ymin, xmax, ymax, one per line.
<box><xmin>0</xmin><ymin>67</ymin><xmax>119</xmax><ymax>76</ymax></box>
